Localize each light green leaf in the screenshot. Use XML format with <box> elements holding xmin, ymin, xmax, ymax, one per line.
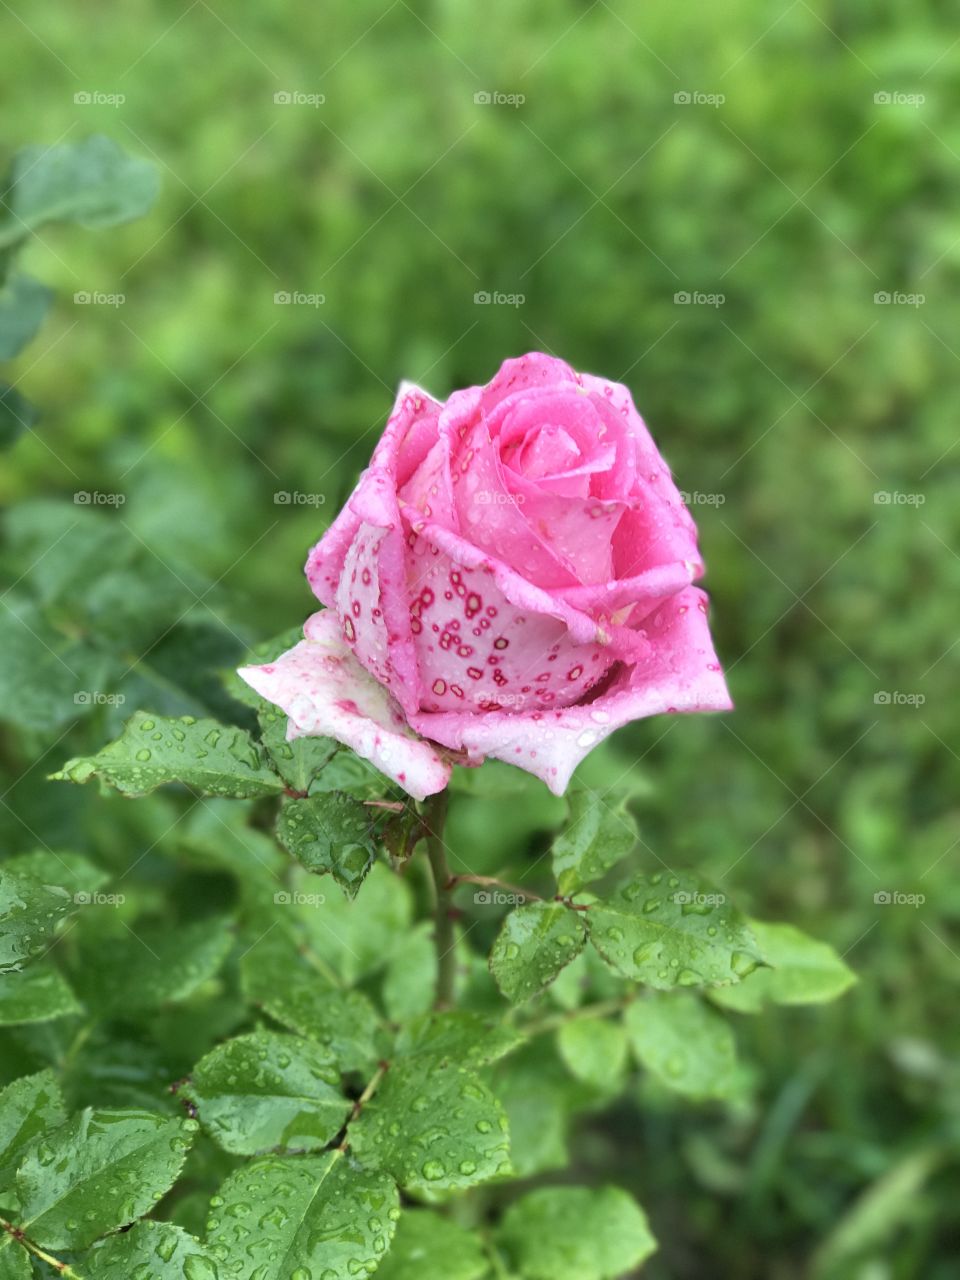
<box><xmin>73</xmin><ymin>916</ymin><xmax>233</xmax><ymax>1015</ymax></box>
<box><xmin>86</xmin><ymin>1220</ymin><xmax>217</xmax><ymax>1279</ymax></box>
<box><xmin>350</xmin><ymin>1058</ymin><xmax>510</xmax><ymax>1192</ymax></box>
<box><xmin>294</xmin><ymin>862</ymin><xmax>413</xmax><ymax>985</ymax></box>
<box><xmin>0</xmin><ymin>1238</ymin><xmax>31</xmax><ymax>1279</ymax></box>
<box><xmin>382</xmin><ymin>921</ymin><xmax>436</xmax><ymax>1023</ymax></box>
<box><xmin>624</xmin><ymin>994</ymin><xmax>737</xmax><ymax>1099</ymax></box>
<box><xmin>552</xmin><ymin>789</ymin><xmax>637</xmax><ymax>895</ymax></box>
<box><xmin>556</xmin><ymin>1018</ymin><xmax>628</xmax><ymax>1091</ymax></box>
<box><xmin>0</xmin><ymin>135</ymin><xmax>159</xmax><ymax>246</ymax></box>
<box><xmin>0</xmin><ymin>964</ymin><xmax>81</xmax><ymax>1025</ymax></box>
<box><xmin>490</xmin><ymin>902</ymin><xmax>586</xmax><ymax>1004</ymax></box>
<box><xmin>395</xmin><ymin>1010</ymin><xmax>525</xmax><ymax>1069</ymax></box>
<box><xmin>277</xmin><ymin>792</ymin><xmax>385</xmax><ymax>898</ymax></box>
<box><xmin>498</xmin><ymin>1186</ymin><xmax>656</xmax><ymax>1280</ymax></box>
<box><xmin>16</xmin><ymin>1108</ymin><xmax>194</xmax><ymax>1249</ymax></box>
<box><xmin>0</xmin><ymin>275</ymin><xmax>52</xmax><ymax>360</ymax></box>
<box><xmin>52</xmin><ymin>711</ymin><xmax>285</xmax><ymax>799</ymax></box>
<box><xmin>0</xmin><ymin>851</ymin><xmax>107</xmax><ymax>973</ymax></box>
<box><xmin>0</xmin><ymin>1070</ymin><xmax>66</xmax><ymax>1189</ymax></box>
<box><xmin>587</xmin><ymin>872</ymin><xmax>763</xmax><ymax>989</ymax></box>
<box><xmin>375</xmin><ymin>1210</ymin><xmax>488</xmax><ymax>1280</ymax></box>
<box><xmin>709</xmin><ymin>920</ymin><xmax>857</xmax><ymax>1013</ymax></box>
<box><xmin>204</xmin><ymin>1151</ymin><xmax>398</xmax><ymax>1280</ymax></box>
<box><xmin>187</xmin><ymin>1031</ymin><xmax>350</xmax><ymax>1156</ymax></box>
<box><xmin>240</xmin><ymin>931</ymin><xmax>381</xmax><ymax>1073</ymax></box>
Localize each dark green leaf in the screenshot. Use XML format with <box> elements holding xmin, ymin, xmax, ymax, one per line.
<box><xmin>73</xmin><ymin>916</ymin><xmax>233</xmax><ymax>1015</ymax></box>
<box><xmin>490</xmin><ymin>902</ymin><xmax>587</xmax><ymax>1004</ymax></box>
<box><xmin>16</xmin><ymin>1108</ymin><xmax>194</xmax><ymax>1249</ymax></box>
<box><xmin>350</xmin><ymin>1058</ymin><xmax>510</xmax><ymax>1192</ymax></box>
<box><xmin>187</xmin><ymin>1030</ymin><xmax>350</xmax><ymax>1155</ymax></box>
<box><xmin>0</xmin><ymin>851</ymin><xmax>107</xmax><ymax>973</ymax></box>
<box><xmin>0</xmin><ymin>384</ymin><xmax>36</xmax><ymax>449</ymax></box>
<box><xmin>277</xmin><ymin>793</ymin><xmax>384</xmax><ymax>898</ymax></box>
<box><xmin>53</xmin><ymin>711</ymin><xmax>284</xmax><ymax>798</ymax></box>
<box><xmin>587</xmin><ymin>872</ymin><xmax>764</xmax><ymax>989</ymax></box>
<box><xmin>258</xmin><ymin>702</ymin><xmax>338</xmax><ymax>791</ymax></box>
<box><xmin>204</xmin><ymin>1151</ymin><xmax>398</xmax><ymax>1280</ymax></box>
<box><xmin>0</xmin><ymin>275</ymin><xmax>52</xmax><ymax>360</ymax></box>
<box><xmin>293</xmin><ymin>862</ymin><xmax>412</xmax><ymax>985</ymax></box>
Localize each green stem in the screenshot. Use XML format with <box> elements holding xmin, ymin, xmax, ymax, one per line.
<box><xmin>422</xmin><ymin>790</ymin><xmax>456</xmax><ymax>1009</ymax></box>
<box><xmin>1</xmin><ymin>1219</ymin><xmax>84</xmax><ymax>1278</ymax></box>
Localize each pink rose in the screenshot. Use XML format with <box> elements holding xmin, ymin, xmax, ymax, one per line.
<box><xmin>239</xmin><ymin>353</ymin><xmax>731</xmax><ymax>800</ymax></box>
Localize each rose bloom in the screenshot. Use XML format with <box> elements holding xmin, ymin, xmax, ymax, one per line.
<box><xmin>240</xmin><ymin>353</ymin><xmax>731</xmax><ymax>800</ymax></box>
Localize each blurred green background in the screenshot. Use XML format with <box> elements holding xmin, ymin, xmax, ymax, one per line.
<box><xmin>2</xmin><ymin>0</ymin><xmax>958</xmax><ymax>1275</ymax></box>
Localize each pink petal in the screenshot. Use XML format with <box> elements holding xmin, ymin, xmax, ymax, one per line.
<box><xmin>409</xmin><ymin>587</ymin><xmax>732</xmax><ymax>795</ymax></box>
<box><xmin>305</xmin><ymin>384</ymin><xmax>442</xmax><ymax>718</ymax></box>
<box><xmin>238</xmin><ymin>610</ymin><xmax>451</xmax><ymax>801</ymax></box>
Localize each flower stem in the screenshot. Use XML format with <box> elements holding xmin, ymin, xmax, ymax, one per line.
<box><xmin>422</xmin><ymin>790</ymin><xmax>456</xmax><ymax>1009</ymax></box>
<box><xmin>1</xmin><ymin>1220</ymin><xmax>84</xmax><ymax>1278</ymax></box>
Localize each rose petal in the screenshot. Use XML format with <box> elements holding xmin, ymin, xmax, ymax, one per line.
<box><xmin>306</xmin><ymin>384</ymin><xmax>442</xmax><ymax>717</ymax></box>
<box><xmin>238</xmin><ymin>610</ymin><xmax>451</xmax><ymax>801</ymax></box>
<box><xmin>409</xmin><ymin>587</ymin><xmax>732</xmax><ymax>795</ymax></box>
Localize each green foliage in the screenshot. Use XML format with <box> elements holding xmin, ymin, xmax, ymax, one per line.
<box><xmin>1</xmin><ymin>0</ymin><xmax>952</xmax><ymax>1268</ymax></box>
<box><xmin>53</xmin><ymin>712</ymin><xmax>285</xmax><ymax>799</ymax></box>
<box><xmin>15</xmin><ymin>1108</ymin><xmax>193</xmax><ymax>1249</ymax></box>
<box><xmin>587</xmin><ymin>872</ymin><xmax>764</xmax><ymax>989</ymax></box>
<box><xmin>186</xmin><ymin>1030</ymin><xmax>350</xmax><ymax>1155</ymax></box>
<box><xmin>551</xmin><ymin>787</ymin><xmax>638</xmax><ymax>895</ymax></box>
<box><xmin>625</xmin><ymin>995</ymin><xmax>738</xmax><ymax>1100</ymax></box>
<box><xmin>490</xmin><ymin>901</ymin><xmax>587</xmax><ymax>1003</ymax></box>
<box><xmin>498</xmin><ymin>1186</ymin><xmax>657</xmax><ymax>1279</ymax></box>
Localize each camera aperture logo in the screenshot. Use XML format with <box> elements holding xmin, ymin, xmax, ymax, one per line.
<box><xmin>73</xmin><ymin>891</ymin><xmax>125</xmax><ymax>906</ymax></box>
